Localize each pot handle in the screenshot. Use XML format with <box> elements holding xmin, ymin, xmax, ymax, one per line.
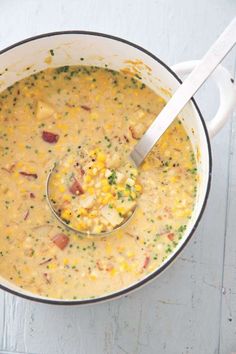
<box><xmin>171</xmin><ymin>60</ymin><xmax>236</xmax><ymax>138</ymax></box>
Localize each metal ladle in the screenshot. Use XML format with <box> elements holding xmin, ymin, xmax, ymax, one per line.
<box><xmin>46</xmin><ymin>18</ymin><xmax>236</xmax><ymax>237</ymax></box>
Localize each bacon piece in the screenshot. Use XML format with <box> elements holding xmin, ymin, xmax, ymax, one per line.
<box><xmin>65</xmin><ymin>102</ymin><xmax>74</xmax><ymax>108</ymax></box>
<box><xmin>69</xmin><ymin>177</ymin><xmax>84</xmax><ymax>195</ymax></box>
<box><xmin>24</xmin><ymin>209</ymin><xmax>30</xmax><ymax>220</ymax></box>
<box><xmin>129</xmin><ymin>126</ymin><xmax>139</xmax><ymax>139</ymax></box>
<box><xmin>39</xmin><ymin>257</ymin><xmax>53</xmax><ymax>265</ymax></box>
<box><xmin>129</xmin><ymin>123</ymin><xmax>146</xmax><ymax>140</ymax></box>
<box><xmin>24</xmin><ymin>248</ymin><xmax>34</xmax><ymax>257</ymax></box>
<box><xmin>96</xmin><ymin>260</ymin><xmax>104</xmax><ymax>271</ymax></box>
<box><xmin>167</xmin><ymin>233</ymin><xmax>174</xmax><ymax>241</ymax></box>
<box><xmin>52</xmin><ymin>233</ymin><xmax>69</xmax><ymax>250</ymax></box>
<box><xmin>1</xmin><ymin>163</ymin><xmax>15</xmax><ymax>173</ymax></box>
<box><xmin>19</xmin><ymin>171</ymin><xmax>38</xmax><ymax>179</ymax></box>
<box><xmin>30</xmin><ymin>192</ymin><xmax>35</xmax><ymax>199</ymax></box>
<box><xmin>74</xmin><ymin>162</ymin><xmax>85</xmax><ymax>177</ymax></box>
<box><xmin>43</xmin><ymin>272</ymin><xmax>51</xmax><ymax>284</ymax></box>
<box><xmin>80</xmin><ymin>105</ymin><xmax>91</xmax><ymax>112</ymax></box>
<box><xmin>42</xmin><ymin>131</ymin><xmax>59</xmax><ymax>143</ymax></box>
<box><xmin>143</xmin><ymin>256</ymin><xmax>150</xmax><ymax>269</ymax></box>
<box><xmin>80</xmin><ymin>167</ymin><xmax>85</xmax><ymax>176</ymax></box>
<box><xmin>105</xmin><ymin>263</ymin><xmax>114</xmax><ymax>272</ymax></box>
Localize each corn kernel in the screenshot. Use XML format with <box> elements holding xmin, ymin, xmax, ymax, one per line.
<box><xmin>116</xmin><ymin>207</ymin><xmax>126</xmax><ymax>215</ymax></box>
<box><xmin>135</xmin><ymin>184</ymin><xmax>142</xmax><ymax>192</ymax></box>
<box><xmin>44</xmin><ymin>56</ymin><xmax>52</xmax><ymax>64</ymax></box>
<box><xmin>63</xmin><ymin>194</ymin><xmax>71</xmax><ymax>202</ymax></box>
<box><xmin>77</xmin><ymin>220</ymin><xmax>86</xmax><ymax>230</ymax></box>
<box><xmin>97</xmin><ymin>152</ymin><xmax>106</xmax><ymax>162</ymax></box>
<box><xmin>130</xmin><ymin>168</ymin><xmax>138</xmax><ymax>176</ymax></box>
<box><xmin>104</xmin><ymin>123</ymin><xmax>113</xmax><ymax>131</ymax></box>
<box><xmin>59</xmin><ymin>185</ymin><xmax>66</xmax><ymax>193</ymax></box>
<box><xmin>170</xmin><ymin>176</ymin><xmax>179</xmax><ymax>183</ymax></box>
<box><xmin>48</xmin><ymin>263</ymin><xmax>56</xmax><ymax>269</ymax></box>
<box><xmin>61</xmin><ymin>209</ymin><xmax>72</xmax><ymax>221</ymax></box>
<box><xmin>101</xmin><ymin>178</ymin><xmax>109</xmax><ymax>186</ymax></box>
<box><xmin>77</xmin><ymin>207</ymin><xmax>87</xmax><ymax>216</ymax></box>
<box><xmin>89</xmin><ymin>148</ymin><xmax>100</xmax><ymax>156</ymax></box>
<box><xmin>127</xmin><ymin>251</ymin><xmax>135</xmax><ymax>258</ymax></box>
<box><xmin>57</xmin><ymin>123</ymin><xmax>68</xmax><ymax>130</ymax></box>
<box><xmin>101</xmin><ymin>194</ymin><xmax>113</xmax><ymax>204</ymax></box>
<box><xmin>136</xmin><ymin>209</ymin><xmax>143</xmax><ymax>218</ymax></box>
<box><xmin>90</xmin><ymin>274</ymin><xmax>97</xmax><ymax>280</ymax></box>
<box><xmin>105</xmin><ymin>243</ymin><xmax>112</xmax><ymax>255</ymax></box>
<box><xmin>116</xmin><ymin>231</ymin><xmax>123</xmax><ymax>239</ymax></box>
<box><xmin>84</xmin><ymin>175</ymin><xmax>92</xmax><ymax>183</ymax></box>
<box><xmin>93</xmin><ymin>225</ymin><xmax>103</xmax><ymax>233</ymax></box>
<box><xmin>92</xmin><ymin>168</ymin><xmax>98</xmax><ymax>175</ymax></box>
<box><xmin>90</xmin><ymin>112</ymin><xmax>98</xmax><ymax>120</ymax></box>
<box><xmin>126</xmin><ymin>178</ymin><xmax>135</xmax><ymax>186</ymax></box>
<box><xmin>102</xmin><ymin>185</ymin><xmax>110</xmax><ymax>193</ymax></box>
<box><xmin>20</xmin><ymin>188</ymin><xmax>27</xmax><ymax>194</ymax></box>
<box><xmin>17</xmin><ymin>161</ymin><xmax>23</xmax><ymax>168</ymax></box>
<box><xmin>117</xmin><ymin>185</ymin><xmax>125</xmax><ymax>192</ymax></box>
<box><xmin>119</xmin><ymin>261</ymin><xmax>130</xmax><ymax>272</ymax></box>
<box><xmin>110</xmin><ymin>268</ymin><xmax>117</xmax><ymax>276</ymax></box>
<box><xmin>90</xmin><ymin>210</ymin><xmax>98</xmax><ymax>217</ymax></box>
<box><xmin>94</xmin><ymin>161</ymin><xmax>105</xmax><ymax>170</ymax></box>
<box><xmin>87</xmin><ymin>187</ymin><xmax>95</xmax><ymax>195</ymax></box>
<box><xmin>117</xmin><ymin>245</ymin><xmax>125</xmax><ymax>252</ymax></box>
<box><xmin>141</xmin><ymin>162</ymin><xmax>150</xmax><ymax>171</ymax></box>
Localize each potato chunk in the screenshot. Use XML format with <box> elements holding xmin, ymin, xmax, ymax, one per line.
<box><xmin>106</xmin><ymin>153</ymin><xmax>120</xmax><ymax>169</ymax></box>
<box><xmin>36</xmin><ymin>100</ymin><xmax>55</xmax><ymax>119</ymax></box>
<box><xmin>129</xmin><ymin>122</ymin><xmax>146</xmax><ymax>140</ymax></box>
<box><xmin>79</xmin><ymin>195</ymin><xmax>95</xmax><ymax>209</ymax></box>
<box><xmin>100</xmin><ymin>205</ymin><xmax>124</xmax><ymax>227</ymax></box>
<box><xmin>115</xmin><ymin>199</ymin><xmax>136</xmax><ymax>214</ymax></box>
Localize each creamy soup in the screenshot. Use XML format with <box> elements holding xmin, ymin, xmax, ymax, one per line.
<box><xmin>0</xmin><ymin>65</ymin><xmax>198</xmax><ymax>300</ymax></box>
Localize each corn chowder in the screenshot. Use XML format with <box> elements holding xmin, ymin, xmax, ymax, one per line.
<box><xmin>0</xmin><ymin>64</ymin><xmax>198</xmax><ymax>300</ymax></box>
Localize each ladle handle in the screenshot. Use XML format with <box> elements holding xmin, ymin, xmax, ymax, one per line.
<box><xmin>172</xmin><ymin>60</ymin><xmax>236</xmax><ymax>138</ymax></box>
<box><xmin>130</xmin><ymin>18</ymin><xmax>236</xmax><ymax>167</ymax></box>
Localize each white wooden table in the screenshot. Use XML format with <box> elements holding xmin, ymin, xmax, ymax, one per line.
<box><xmin>0</xmin><ymin>1</ymin><xmax>235</xmax><ymax>353</ymax></box>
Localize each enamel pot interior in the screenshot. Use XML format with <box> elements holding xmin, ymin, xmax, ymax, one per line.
<box><xmin>0</xmin><ymin>32</ymin><xmax>211</xmax><ymax>304</ymax></box>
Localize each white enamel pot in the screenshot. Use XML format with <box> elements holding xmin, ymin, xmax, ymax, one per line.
<box><xmin>0</xmin><ymin>32</ymin><xmax>235</xmax><ymax>305</ymax></box>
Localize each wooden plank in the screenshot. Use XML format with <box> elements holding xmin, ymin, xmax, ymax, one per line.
<box><xmin>0</xmin><ymin>1</ymin><xmax>235</xmax><ymax>354</ymax></box>
<box><xmin>0</xmin><ymin>292</ymin><xmax>28</xmax><ymax>353</ymax></box>
<box><xmin>219</xmin><ymin>61</ymin><xmax>236</xmax><ymax>354</ymax></box>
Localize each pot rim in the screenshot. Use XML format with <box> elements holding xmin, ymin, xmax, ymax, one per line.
<box><xmin>0</xmin><ymin>30</ymin><xmax>212</xmax><ymax>305</ymax></box>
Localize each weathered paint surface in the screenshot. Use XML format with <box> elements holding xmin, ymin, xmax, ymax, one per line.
<box><xmin>0</xmin><ymin>0</ymin><xmax>235</xmax><ymax>353</ymax></box>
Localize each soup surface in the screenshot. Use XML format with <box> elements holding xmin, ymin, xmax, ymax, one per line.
<box><xmin>0</xmin><ymin>65</ymin><xmax>198</xmax><ymax>300</ymax></box>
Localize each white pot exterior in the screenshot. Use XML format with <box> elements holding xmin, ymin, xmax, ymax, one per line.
<box><xmin>0</xmin><ymin>32</ymin><xmax>212</xmax><ymax>304</ymax></box>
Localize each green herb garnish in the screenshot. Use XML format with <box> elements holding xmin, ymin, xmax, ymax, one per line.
<box><xmin>108</xmin><ymin>170</ymin><xmax>117</xmax><ymax>185</ymax></box>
